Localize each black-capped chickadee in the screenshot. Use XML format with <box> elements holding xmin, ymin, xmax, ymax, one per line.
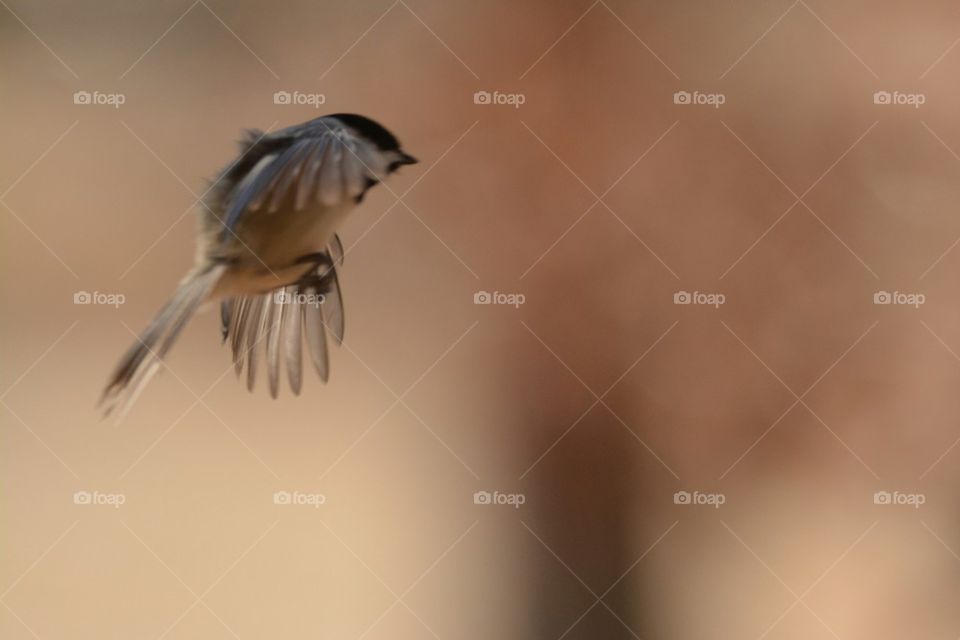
<box><xmin>101</xmin><ymin>113</ymin><xmax>417</xmax><ymax>416</ymax></box>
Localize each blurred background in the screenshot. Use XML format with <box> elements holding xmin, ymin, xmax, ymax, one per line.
<box><xmin>5</xmin><ymin>0</ymin><xmax>960</xmax><ymax>638</ymax></box>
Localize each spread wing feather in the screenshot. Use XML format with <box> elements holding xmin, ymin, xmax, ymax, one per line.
<box><xmin>283</xmin><ymin>287</ymin><xmax>303</xmax><ymax>395</ymax></box>
<box><xmin>220</xmin><ymin>121</ymin><xmax>385</xmax><ymax>238</ymax></box>
<box><xmin>220</xmin><ymin>252</ymin><xmax>344</xmax><ymax>395</ymax></box>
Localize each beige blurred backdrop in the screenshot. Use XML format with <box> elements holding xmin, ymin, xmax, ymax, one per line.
<box><xmin>5</xmin><ymin>0</ymin><xmax>960</xmax><ymax>638</ymax></box>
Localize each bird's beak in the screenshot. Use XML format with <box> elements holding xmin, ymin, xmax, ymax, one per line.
<box><xmin>388</xmin><ymin>152</ymin><xmax>418</xmax><ymax>173</ymax></box>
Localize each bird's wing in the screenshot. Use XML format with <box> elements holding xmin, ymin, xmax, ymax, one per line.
<box><xmin>219</xmin><ymin>239</ymin><xmax>345</xmax><ymax>397</ymax></box>
<box><xmin>220</xmin><ymin>121</ymin><xmax>382</xmax><ymax>237</ymax></box>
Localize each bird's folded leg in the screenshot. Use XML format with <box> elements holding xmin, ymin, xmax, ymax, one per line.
<box><xmin>294</xmin><ymin>252</ymin><xmax>337</xmax><ymax>292</ymax></box>
<box><xmin>293</xmin><ymin>250</ymin><xmax>344</xmax><ymax>344</ymax></box>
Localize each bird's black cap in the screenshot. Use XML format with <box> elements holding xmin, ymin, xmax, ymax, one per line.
<box><xmin>329</xmin><ymin>113</ymin><xmax>403</xmax><ymax>152</ymax></box>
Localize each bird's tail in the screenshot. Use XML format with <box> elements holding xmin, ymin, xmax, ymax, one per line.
<box><xmin>100</xmin><ymin>263</ymin><xmax>227</xmax><ymax>418</ymax></box>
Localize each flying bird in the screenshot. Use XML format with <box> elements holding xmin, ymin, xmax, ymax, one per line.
<box><xmin>101</xmin><ymin>114</ymin><xmax>417</xmax><ymax>416</ymax></box>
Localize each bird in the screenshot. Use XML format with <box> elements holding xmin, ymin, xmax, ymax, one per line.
<box><xmin>100</xmin><ymin>113</ymin><xmax>417</xmax><ymax>417</ymax></box>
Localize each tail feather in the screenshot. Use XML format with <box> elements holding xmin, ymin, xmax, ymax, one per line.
<box><xmin>100</xmin><ymin>264</ymin><xmax>227</xmax><ymax>418</ymax></box>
